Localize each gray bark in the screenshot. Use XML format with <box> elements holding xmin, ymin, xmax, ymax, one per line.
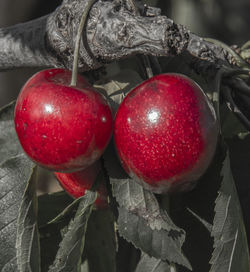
<box><xmin>0</xmin><ymin>16</ymin><xmax>59</xmax><ymax>71</ymax></box>
<box><xmin>0</xmin><ymin>0</ymin><xmax>239</xmax><ymax>72</ymax></box>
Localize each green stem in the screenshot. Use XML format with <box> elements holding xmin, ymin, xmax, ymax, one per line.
<box><xmin>214</xmin><ymin>67</ymin><xmax>225</xmax><ymax>131</ymax></box>
<box><xmin>204</xmin><ymin>37</ymin><xmax>250</xmax><ymax>70</ymax></box>
<box><xmin>213</xmin><ymin>66</ymin><xmax>250</xmax><ymax>134</ymax></box>
<box><xmin>70</xmin><ymin>0</ymin><xmax>97</xmax><ymax>86</ymax></box>
<box><xmin>170</xmin><ymin>262</ymin><xmax>178</xmax><ymax>272</ymax></box>
<box><xmin>142</xmin><ymin>55</ymin><xmax>154</xmax><ymax>78</ymax></box>
<box><xmin>241</xmin><ymin>40</ymin><xmax>250</xmax><ymax>50</ymax></box>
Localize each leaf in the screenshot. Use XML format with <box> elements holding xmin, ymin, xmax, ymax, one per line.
<box><xmin>0</xmin><ymin>101</ymin><xmax>23</xmax><ymax>164</ymax></box>
<box><xmin>226</xmin><ymin>134</ymin><xmax>250</xmax><ymax>243</ymax></box>
<box><xmin>209</xmin><ymin>152</ymin><xmax>250</xmax><ymax>272</ymax></box>
<box><xmin>16</xmin><ymin>167</ymin><xmax>40</xmax><ymax>272</ymax></box>
<box><xmin>135</xmin><ymin>253</ymin><xmax>172</xmax><ymax>272</ymax></box>
<box><xmin>47</xmin><ymin>196</ymin><xmax>84</xmax><ymax>226</ymax></box>
<box><xmin>220</xmin><ymin>103</ymin><xmax>248</xmax><ymax>139</ymax></box>
<box><xmin>116</xmin><ymin>235</ymin><xmax>140</xmax><ymax>272</ymax></box>
<box><xmin>38</xmin><ymin>191</ymin><xmax>73</xmax><ymax>227</ymax></box>
<box><xmin>187</xmin><ymin>208</ymin><xmax>212</xmax><ymax>233</ymax></box>
<box><xmin>0</xmin><ymin>155</ymin><xmax>37</xmax><ymax>271</ymax></box>
<box><xmin>94</xmin><ymin>69</ymin><xmax>143</xmax><ymax>111</ymax></box>
<box><xmin>38</xmin><ymin>192</ymin><xmax>74</xmax><ymax>271</ymax></box>
<box><xmin>48</xmin><ymin>191</ymin><xmax>97</xmax><ymax>272</ymax></box>
<box><xmin>104</xmin><ymin>142</ymin><xmax>191</xmax><ymax>270</ymax></box>
<box><xmin>39</xmin><ymin>193</ymin><xmax>85</xmax><ymax>271</ymax></box>
<box><xmin>84</xmin><ymin>209</ymin><xmax>117</xmax><ymax>272</ymax></box>
<box><xmin>40</xmin><ymin>220</ymin><xmax>72</xmax><ymax>272</ymax></box>
<box><xmin>0</xmin><ymin>102</ymin><xmax>37</xmax><ymax>271</ymax></box>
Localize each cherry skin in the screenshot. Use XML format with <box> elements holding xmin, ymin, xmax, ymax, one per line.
<box><xmin>114</xmin><ymin>73</ymin><xmax>218</xmax><ymax>194</ymax></box>
<box><xmin>54</xmin><ymin>161</ymin><xmax>108</xmax><ymax>209</ymax></box>
<box><xmin>14</xmin><ymin>68</ymin><xmax>113</xmax><ymax>172</ymax></box>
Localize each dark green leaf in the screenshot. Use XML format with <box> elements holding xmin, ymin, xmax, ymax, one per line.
<box><xmin>38</xmin><ymin>191</ymin><xmax>73</xmax><ymax>227</ymax></box>
<box><xmin>209</xmin><ymin>153</ymin><xmax>250</xmax><ymax>272</ymax></box>
<box><xmin>39</xmin><ymin>192</ymin><xmax>86</xmax><ymax>271</ymax></box>
<box><xmin>116</xmin><ymin>235</ymin><xmax>140</xmax><ymax>272</ymax></box>
<box><xmin>48</xmin><ymin>191</ymin><xmax>97</xmax><ymax>272</ymax></box>
<box><xmin>0</xmin><ymin>102</ymin><xmax>37</xmax><ymax>271</ymax></box>
<box><xmin>226</xmin><ymin>134</ymin><xmax>250</xmax><ymax>246</ymax></box>
<box><xmin>220</xmin><ymin>103</ymin><xmax>248</xmax><ymax>139</ymax></box>
<box><xmin>187</xmin><ymin>208</ymin><xmax>213</xmax><ymax>233</ymax></box>
<box><xmin>47</xmin><ymin>195</ymin><xmax>87</xmax><ymax>227</ymax></box>
<box><xmin>40</xmin><ymin>219</ymin><xmax>72</xmax><ymax>272</ymax></box>
<box><xmin>135</xmin><ymin>253</ymin><xmax>171</xmax><ymax>272</ymax></box>
<box><xmin>104</xmin><ymin>142</ymin><xmax>191</xmax><ymax>270</ymax></box>
<box><xmin>16</xmin><ymin>167</ymin><xmax>40</xmax><ymax>272</ymax></box>
<box><xmin>84</xmin><ymin>209</ymin><xmax>117</xmax><ymax>272</ymax></box>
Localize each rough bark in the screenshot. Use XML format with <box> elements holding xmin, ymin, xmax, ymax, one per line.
<box><xmin>0</xmin><ymin>0</ymin><xmax>239</xmax><ymax>72</ymax></box>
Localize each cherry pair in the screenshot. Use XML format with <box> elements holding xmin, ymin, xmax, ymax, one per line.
<box><xmin>14</xmin><ymin>68</ymin><xmax>218</xmax><ymax>207</ymax></box>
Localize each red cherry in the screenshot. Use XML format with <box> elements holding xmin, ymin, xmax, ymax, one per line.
<box><xmin>114</xmin><ymin>73</ymin><xmax>218</xmax><ymax>194</ymax></box>
<box><xmin>54</xmin><ymin>161</ymin><xmax>108</xmax><ymax>209</ymax></box>
<box><xmin>14</xmin><ymin>68</ymin><xmax>113</xmax><ymax>172</ymax></box>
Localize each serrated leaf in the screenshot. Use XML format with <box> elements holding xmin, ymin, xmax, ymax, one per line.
<box><xmin>187</xmin><ymin>208</ymin><xmax>212</xmax><ymax>233</ymax></box>
<box><xmin>209</xmin><ymin>152</ymin><xmax>250</xmax><ymax>272</ymax></box>
<box><xmin>39</xmin><ymin>192</ymin><xmax>75</xmax><ymax>271</ymax></box>
<box><xmin>117</xmin><ymin>206</ymin><xmax>191</xmax><ymax>269</ymax></box>
<box><xmin>48</xmin><ymin>191</ymin><xmax>97</xmax><ymax>272</ymax></box>
<box><xmin>0</xmin><ymin>102</ymin><xmax>37</xmax><ymax>271</ymax></box>
<box><xmin>84</xmin><ymin>209</ymin><xmax>117</xmax><ymax>272</ymax></box>
<box><xmin>16</xmin><ymin>167</ymin><xmax>40</xmax><ymax>272</ymax></box>
<box><xmin>39</xmin><ymin>193</ymin><xmax>90</xmax><ymax>271</ymax></box>
<box><xmin>104</xmin><ymin>142</ymin><xmax>191</xmax><ymax>270</ymax></box>
<box><xmin>135</xmin><ymin>253</ymin><xmax>171</xmax><ymax>272</ymax></box>
<box><xmin>0</xmin><ymin>156</ymin><xmax>36</xmax><ymax>271</ymax></box>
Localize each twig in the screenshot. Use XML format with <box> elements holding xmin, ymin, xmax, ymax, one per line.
<box><xmin>222</xmin><ymin>86</ymin><xmax>250</xmax><ymax>131</ymax></box>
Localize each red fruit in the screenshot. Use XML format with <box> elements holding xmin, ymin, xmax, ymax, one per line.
<box><xmin>114</xmin><ymin>73</ymin><xmax>218</xmax><ymax>194</ymax></box>
<box><xmin>14</xmin><ymin>68</ymin><xmax>113</xmax><ymax>172</ymax></box>
<box><xmin>55</xmin><ymin>161</ymin><xmax>108</xmax><ymax>209</ymax></box>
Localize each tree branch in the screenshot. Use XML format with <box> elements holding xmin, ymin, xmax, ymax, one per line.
<box><xmin>0</xmin><ymin>0</ymin><xmax>238</xmax><ymax>72</ymax></box>
<box><xmin>0</xmin><ymin>16</ymin><xmax>58</xmax><ymax>71</ymax></box>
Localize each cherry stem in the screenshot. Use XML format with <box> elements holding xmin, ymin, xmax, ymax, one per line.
<box><xmin>241</xmin><ymin>40</ymin><xmax>250</xmax><ymax>50</ymax></box>
<box><xmin>70</xmin><ymin>0</ymin><xmax>97</xmax><ymax>86</ymax></box>
<box><xmin>142</xmin><ymin>56</ymin><xmax>154</xmax><ymax>78</ymax></box>
<box><xmin>170</xmin><ymin>263</ymin><xmax>178</xmax><ymax>272</ymax></box>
